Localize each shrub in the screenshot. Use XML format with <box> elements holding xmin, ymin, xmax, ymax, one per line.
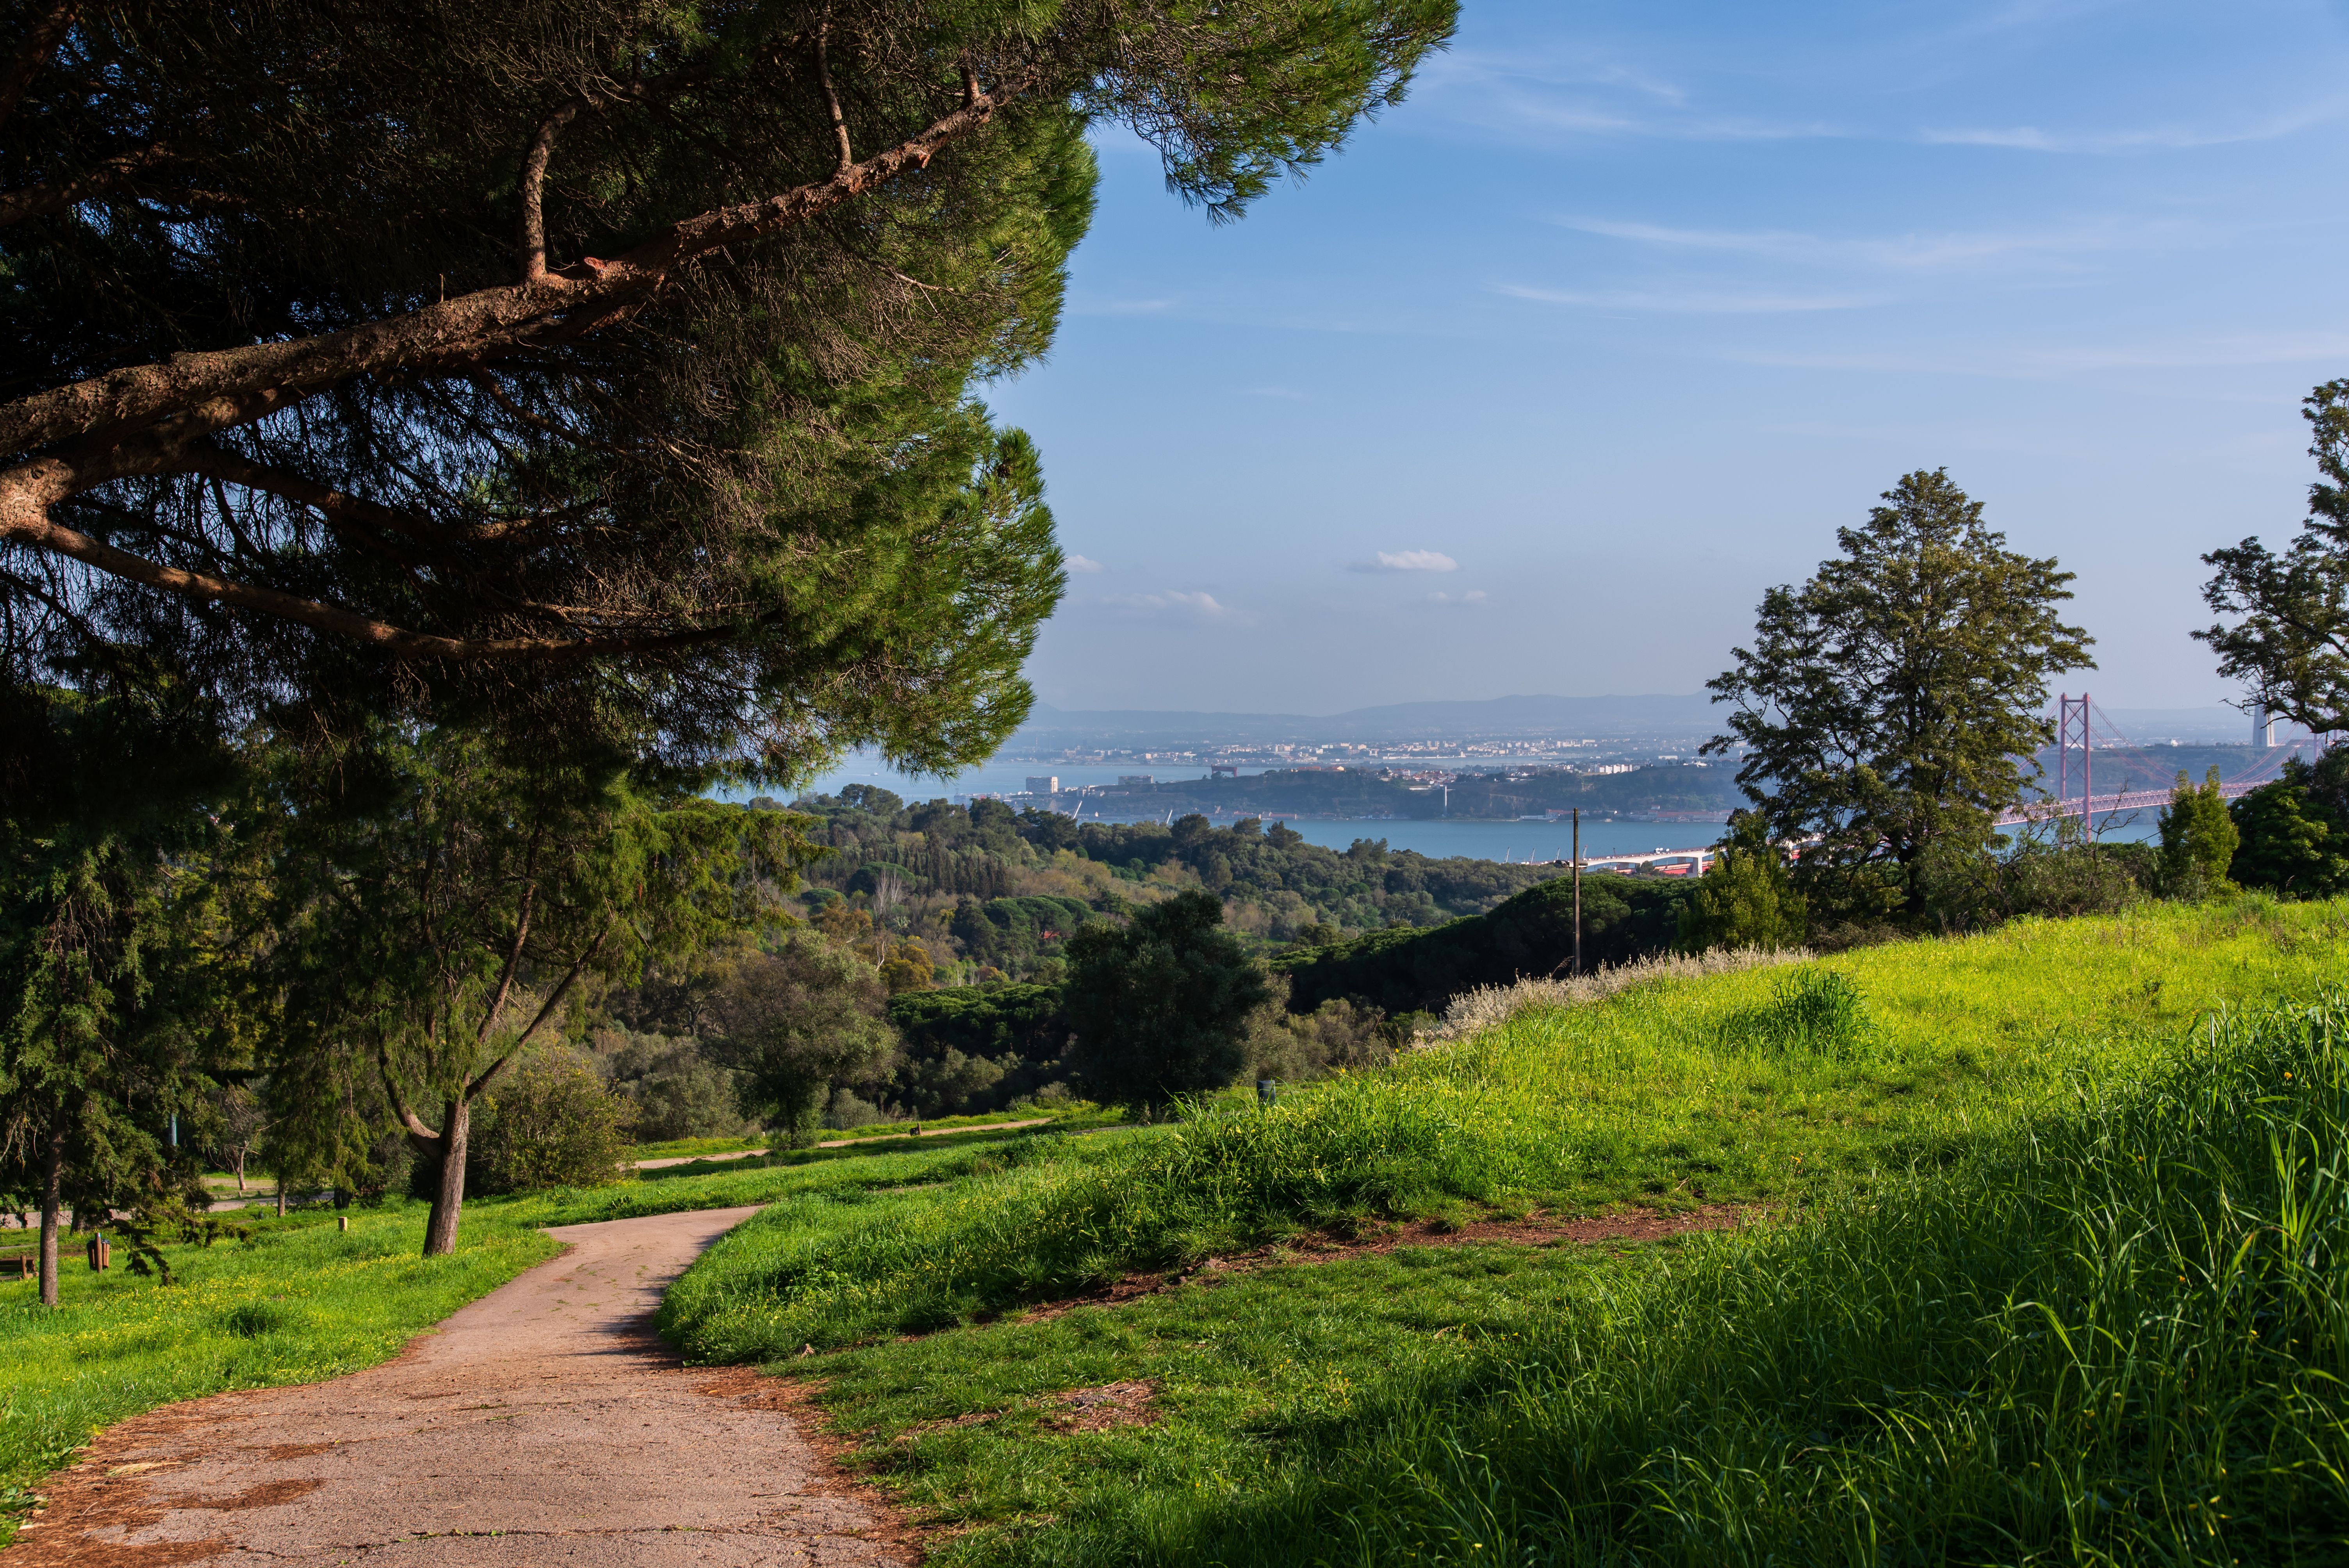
<box><xmin>468</xmin><ymin>1055</ymin><xmax>635</xmax><ymax>1195</ymax></box>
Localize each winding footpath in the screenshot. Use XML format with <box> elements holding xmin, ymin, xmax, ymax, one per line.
<box><xmin>12</xmin><ymin>1208</ymin><xmax>909</xmax><ymax>1567</ymax></box>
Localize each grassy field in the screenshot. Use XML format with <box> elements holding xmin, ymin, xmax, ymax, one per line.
<box><xmin>9</xmin><ymin>898</ymin><xmax>2345</xmax><ymax>1562</ymax></box>
<box><xmin>652</xmin><ymin>896</ymin><xmax>2349</xmax><ymax>1564</ymax></box>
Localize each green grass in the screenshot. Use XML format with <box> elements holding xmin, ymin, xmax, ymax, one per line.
<box><xmin>652</xmin><ymin>896</ymin><xmax>2349</xmax><ymax>1564</ymax></box>
<box><xmin>660</xmin><ymin>898</ymin><xmax>2349</xmax><ymax>1357</ymax></box>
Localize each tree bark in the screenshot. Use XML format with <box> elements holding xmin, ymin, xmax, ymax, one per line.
<box><xmin>38</xmin><ymin>1119</ymin><xmax>64</xmax><ymax>1308</ymax></box>
<box><xmin>421</xmin><ymin>1097</ymin><xmax>469</xmax><ymax>1257</ymax></box>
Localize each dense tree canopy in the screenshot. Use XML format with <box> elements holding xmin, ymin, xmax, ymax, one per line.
<box><xmin>1706</xmin><ymin>470</ymin><xmax>2092</xmax><ymax>919</ymax></box>
<box><xmin>0</xmin><ymin>0</ymin><xmax>1454</xmax><ymax>775</ymax></box>
<box><xmin>1062</xmin><ymin>889</ymin><xmax>1265</xmax><ymax>1108</ymax></box>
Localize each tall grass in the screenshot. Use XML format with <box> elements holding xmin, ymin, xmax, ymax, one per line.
<box><xmin>1172</xmin><ymin>994</ymin><xmax>2349</xmax><ymax>1566</ymax></box>
<box><xmin>661</xmin><ymin>900</ymin><xmax>2349</xmax><ymax>1360</ymax></box>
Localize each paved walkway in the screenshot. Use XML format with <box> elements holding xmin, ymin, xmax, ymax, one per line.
<box><xmin>12</xmin><ymin>1207</ymin><xmax>909</xmax><ymax>1566</ymax></box>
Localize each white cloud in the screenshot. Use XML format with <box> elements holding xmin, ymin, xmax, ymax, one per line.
<box><xmin>1428</xmin><ymin>589</ymin><xmax>1488</xmax><ymax>604</ymax></box>
<box><xmin>1496</xmin><ymin>283</ymin><xmax>1875</xmax><ymax>314</ymax></box>
<box><xmin>1351</xmin><ymin>550</ymin><xmax>1460</xmax><ymax>574</ymax></box>
<box><xmin>1065</xmin><ymin>554</ymin><xmax>1105</xmax><ymax>574</ymax></box>
<box><xmin>1116</xmin><ymin>590</ymin><xmax>1233</xmax><ymax>618</ymax></box>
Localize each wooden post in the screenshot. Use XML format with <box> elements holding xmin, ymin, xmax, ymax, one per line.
<box><xmin>1572</xmin><ymin>808</ymin><xmax>1583</xmax><ymax>977</ymax></box>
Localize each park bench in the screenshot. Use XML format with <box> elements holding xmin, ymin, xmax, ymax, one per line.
<box><xmin>0</xmin><ymin>1248</ymin><xmax>34</xmax><ymax>1281</ymax></box>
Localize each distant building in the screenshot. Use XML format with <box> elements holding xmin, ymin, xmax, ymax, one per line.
<box><xmin>1119</xmin><ymin>774</ymin><xmax>1155</xmax><ymax>788</ymax></box>
<box><xmin>1025</xmin><ymin>775</ymin><xmax>1059</xmax><ymax>795</ymax></box>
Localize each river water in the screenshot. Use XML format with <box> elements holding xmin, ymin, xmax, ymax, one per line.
<box><xmin>737</xmin><ymin>755</ymin><xmax>2160</xmax><ymax>861</ymax></box>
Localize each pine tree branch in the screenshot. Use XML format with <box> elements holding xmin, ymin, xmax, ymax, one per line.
<box><xmin>0</xmin><ymin>1</ymin><xmax>74</xmax><ymax>133</ymax></box>
<box><xmin>0</xmin><ymin>143</ymin><xmax>174</xmax><ymax>228</ymax></box>
<box><xmin>0</xmin><ymin>71</ymin><xmax>1033</xmax><ymax>461</ymax></box>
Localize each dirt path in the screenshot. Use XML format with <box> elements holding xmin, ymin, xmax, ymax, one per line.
<box><xmin>11</xmin><ymin>1207</ymin><xmax>911</xmax><ymax>1567</ymax></box>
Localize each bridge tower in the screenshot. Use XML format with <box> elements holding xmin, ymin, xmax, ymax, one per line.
<box><xmin>2057</xmin><ymin>693</ymin><xmax>2091</xmax><ymax>817</ymax></box>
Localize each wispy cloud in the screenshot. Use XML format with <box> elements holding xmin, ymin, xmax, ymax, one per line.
<box><xmin>1497</xmin><ymin>283</ymin><xmax>1875</xmax><ymax>314</ymax></box>
<box><xmin>1115</xmin><ymin>590</ymin><xmax>1235</xmax><ymax>618</ymax></box>
<box><xmin>1065</xmin><ymin>554</ymin><xmax>1105</xmax><ymax>574</ymax></box>
<box><xmin>1428</xmin><ymin>589</ymin><xmax>1488</xmax><ymax>604</ymax></box>
<box><xmin>1554</xmin><ymin>215</ymin><xmax>2183</xmax><ymax>272</ymax></box>
<box><xmin>1923</xmin><ymin>96</ymin><xmax>2349</xmax><ymax>153</ymax></box>
<box><xmin>1351</xmin><ymin>550</ymin><xmax>1459</xmax><ymax>574</ymax></box>
<box><xmin>1070</xmin><ymin>295</ymin><xmax>1181</xmax><ymax>316</ymax></box>
<box><xmin>1730</xmin><ymin>331</ymin><xmax>2349</xmax><ymax>380</ymax></box>
<box><xmin>1420</xmin><ymin>51</ymin><xmax>1838</xmax><ymax>143</ymax></box>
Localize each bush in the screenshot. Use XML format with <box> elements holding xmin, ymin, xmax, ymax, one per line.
<box><xmin>467</xmin><ymin>1055</ymin><xmax>635</xmax><ymax>1195</ymax></box>
<box><xmin>597</xmin><ymin>1030</ymin><xmax>752</xmax><ymax>1142</ymax></box>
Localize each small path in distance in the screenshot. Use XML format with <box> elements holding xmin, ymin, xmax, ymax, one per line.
<box><xmin>13</xmin><ymin>1207</ymin><xmax>913</xmax><ymax>1566</ymax></box>
<box><xmin>633</xmin><ymin>1116</ymin><xmax>1053</xmax><ymax>1169</ymax></box>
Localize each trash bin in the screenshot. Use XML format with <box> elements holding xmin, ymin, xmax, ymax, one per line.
<box><xmin>86</xmin><ymin>1233</ymin><xmax>110</xmax><ymax>1271</ymax></box>
<box><xmin>1256</xmin><ymin>1079</ymin><xmax>1276</xmax><ymax>1107</ymax></box>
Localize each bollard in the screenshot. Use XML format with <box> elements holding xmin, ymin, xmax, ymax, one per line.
<box><xmin>87</xmin><ymin>1233</ymin><xmax>110</xmax><ymax>1271</ymax></box>
<box><xmin>338</xmin><ymin>1215</ymin><xmax>349</xmax><ymax>1233</ymax></box>
<box><xmin>1256</xmin><ymin>1078</ymin><xmax>1276</xmax><ymax>1108</ymax></box>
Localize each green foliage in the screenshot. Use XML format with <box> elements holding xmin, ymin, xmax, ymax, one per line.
<box><xmin>2230</xmin><ymin>753</ymin><xmax>2349</xmax><ymax>896</ymax></box>
<box><xmin>254</xmin><ymin>725</ymin><xmax>812</xmax><ymax>1251</ymax></box>
<box><xmin>1063</xmin><ymin>891</ymin><xmax>1269</xmax><ymax>1108</ymax></box>
<box><xmin>2200</xmin><ymin>379</ymin><xmax>2349</xmax><ymax>734</ymax></box>
<box><xmin>0</xmin><ymin>682</ymin><xmax>260</xmax><ymax>1300</ymax></box>
<box><xmin>6</xmin><ymin>0</ymin><xmax>1456</xmax><ymax>781</ymax></box>
<box><xmin>1677</xmin><ymin>815</ymin><xmax>1805</xmax><ymax>953</ymax></box>
<box><xmin>704</xmin><ymin>935</ymin><xmax>898</xmax><ymax>1144</ymax></box>
<box><xmin>886</xmin><ymin>983</ymin><xmax>1069</xmax><ymax>1117</ymax></box>
<box><xmin>659</xmin><ymin>898</ymin><xmax>2349</xmax><ymax>1361</ymax></box>
<box><xmin>1709</xmin><ymin>469</ymin><xmax>2093</xmax><ymax>920</ymax></box>
<box><xmin>1275</xmin><ymin>874</ymin><xmax>1690</xmax><ymax>1015</ymax></box>
<box><xmin>466</xmin><ymin>1056</ymin><xmax>634</xmax><ymax>1197</ymax></box>
<box><xmin>2160</xmin><ymin>764</ymin><xmax>2241</xmax><ymax>895</ymax></box>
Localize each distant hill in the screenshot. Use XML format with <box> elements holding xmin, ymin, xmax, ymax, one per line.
<box><xmin>1009</xmin><ymin>697</ymin><xmax>2274</xmax><ymax>750</ymax></box>
<box><xmin>1012</xmin><ymin>693</ymin><xmax>1722</xmax><ymax>747</ymax></box>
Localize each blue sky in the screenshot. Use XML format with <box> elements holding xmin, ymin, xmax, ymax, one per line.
<box><xmin>984</xmin><ymin>0</ymin><xmax>2349</xmax><ymax>716</ymax></box>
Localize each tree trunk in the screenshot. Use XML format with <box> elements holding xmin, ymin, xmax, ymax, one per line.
<box><xmin>274</xmin><ymin>1164</ymin><xmax>286</xmax><ymax>1217</ymax></box>
<box><xmin>233</xmin><ymin>1148</ymin><xmax>246</xmax><ymax>1194</ymax></box>
<box><xmin>38</xmin><ymin>1121</ymin><xmax>64</xmax><ymax>1308</ymax></box>
<box><xmin>422</xmin><ymin>1097</ymin><xmax>469</xmax><ymax>1258</ymax></box>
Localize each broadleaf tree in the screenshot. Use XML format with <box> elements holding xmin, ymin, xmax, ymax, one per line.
<box><xmin>0</xmin><ymin>0</ymin><xmax>1456</xmax><ymax>779</ymax></box>
<box><xmin>1062</xmin><ymin>889</ymin><xmax>1268</xmax><ymax>1109</ymax></box>
<box><xmin>1705</xmin><ymin>469</ymin><xmax>2093</xmax><ymax>921</ymax></box>
<box><xmin>2199</xmin><ymin>380</ymin><xmax>2349</xmax><ymax>733</ymax></box>
<box><xmin>258</xmin><ymin>727</ymin><xmax>815</xmax><ymax>1254</ymax></box>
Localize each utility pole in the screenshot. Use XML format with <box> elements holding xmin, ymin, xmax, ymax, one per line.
<box><xmin>1572</xmin><ymin>807</ymin><xmax>1582</xmax><ymax>977</ymax></box>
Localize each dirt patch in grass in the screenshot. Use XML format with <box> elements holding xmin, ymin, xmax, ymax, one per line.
<box><xmin>1017</xmin><ymin>1204</ymin><xmax>1758</xmax><ymax>1323</ymax></box>
<box><xmin>1051</xmin><ymin>1379</ymin><xmax>1160</xmax><ymax>1433</ymax></box>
